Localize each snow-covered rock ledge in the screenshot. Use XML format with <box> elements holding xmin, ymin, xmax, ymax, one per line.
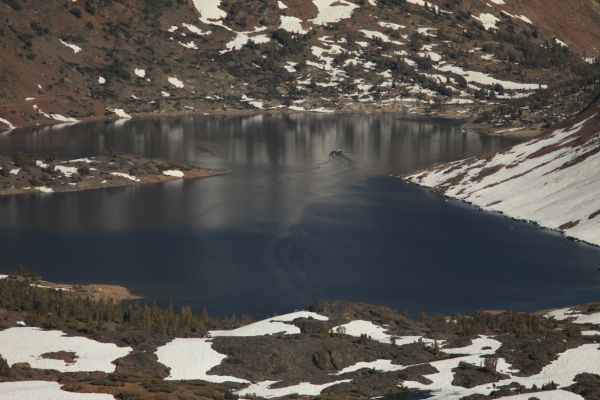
<box><xmin>403</xmin><ymin>105</ymin><xmax>600</xmax><ymax>247</ymax></box>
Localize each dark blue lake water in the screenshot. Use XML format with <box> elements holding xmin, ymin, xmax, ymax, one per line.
<box><xmin>0</xmin><ymin>114</ymin><xmax>599</xmax><ymax>318</ymax></box>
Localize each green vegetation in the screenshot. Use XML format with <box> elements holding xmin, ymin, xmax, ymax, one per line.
<box><xmin>0</xmin><ymin>271</ymin><xmax>251</xmax><ymax>337</ymax></box>
<box><xmin>270</xmin><ymin>29</ymin><xmax>306</xmax><ymax>55</ymax></box>
<box><xmin>419</xmin><ymin>311</ymin><xmax>558</xmax><ymax>337</ymax></box>
<box><xmin>483</xmin><ymin>356</ymin><xmax>498</xmax><ymax>373</ymax></box>
<box><xmin>1</xmin><ymin>0</ymin><xmax>21</xmax><ymax>11</ymax></box>
<box><xmin>13</xmin><ymin>152</ymin><xmax>35</xmax><ymax>168</ymax></box>
<box><xmin>476</xmin><ymin>62</ymin><xmax>600</xmax><ymax>127</ymax></box>
<box><xmin>0</xmin><ymin>356</ymin><xmax>12</xmax><ymax>377</ymax></box>
<box><xmin>142</xmin><ymin>379</ymin><xmax>177</xmax><ymax>393</ymax></box>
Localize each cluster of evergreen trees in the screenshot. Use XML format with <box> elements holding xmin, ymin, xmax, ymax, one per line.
<box><xmin>0</xmin><ymin>275</ymin><xmax>251</xmax><ymax>337</ymax></box>
<box><xmin>419</xmin><ymin>310</ymin><xmax>559</xmax><ymax>337</ymax></box>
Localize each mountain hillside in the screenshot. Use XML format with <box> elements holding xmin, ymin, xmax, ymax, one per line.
<box><xmin>0</xmin><ymin>0</ymin><xmax>599</xmax><ymax>132</ymax></box>
<box><xmin>406</xmin><ymin>96</ymin><xmax>600</xmax><ymax>246</ymax></box>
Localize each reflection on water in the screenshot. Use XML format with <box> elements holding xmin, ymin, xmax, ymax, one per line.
<box><xmin>0</xmin><ymin>114</ymin><xmax>599</xmax><ymax>318</ymax></box>
<box><xmin>0</xmin><ymin>114</ymin><xmax>502</xmax><ymax>231</ymax></box>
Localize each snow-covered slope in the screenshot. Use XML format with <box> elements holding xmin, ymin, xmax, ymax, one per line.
<box><xmin>406</xmin><ymin>102</ymin><xmax>600</xmax><ymax>246</ymax></box>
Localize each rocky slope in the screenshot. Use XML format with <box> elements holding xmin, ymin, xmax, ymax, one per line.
<box><xmin>406</xmin><ymin>97</ymin><xmax>600</xmax><ymax>246</ymax></box>
<box><xmin>0</xmin><ymin>0</ymin><xmax>599</xmax><ymax>133</ymax></box>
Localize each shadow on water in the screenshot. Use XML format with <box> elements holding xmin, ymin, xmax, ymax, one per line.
<box><xmin>0</xmin><ymin>113</ymin><xmax>599</xmax><ymax>318</ymax></box>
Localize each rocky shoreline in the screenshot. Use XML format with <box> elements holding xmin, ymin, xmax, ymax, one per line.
<box><xmin>0</xmin><ymin>105</ymin><xmax>544</xmax><ymax>140</ymax></box>
<box><xmin>0</xmin><ymin>153</ymin><xmax>226</xmax><ymax>196</ymax></box>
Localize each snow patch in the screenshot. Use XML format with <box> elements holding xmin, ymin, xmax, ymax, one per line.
<box><xmin>331</xmin><ymin>320</ymin><xmax>440</xmax><ymax>347</ymax></box>
<box><xmin>0</xmin><ymin>327</ymin><xmax>131</xmax><ymax>373</ymax></box>
<box><xmin>378</xmin><ymin>21</ymin><xmax>406</xmax><ymax>30</ymax></box>
<box><xmin>360</xmin><ymin>30</ymin><xmax>403</xmax><ymax>46</ymax></box>
<box><xmin>436</xmin><ymin>64</ymin><xmax>546</xmax><ymax>90</ymax></box>
<box><xmin>582</xmin><ymin>330</ymin><xmax>600</xmax><ymax>336</ymax></box>
<box><xmin>494</xmin><ymin>391</ymin><xmax>584</xmax><ymax>400</ymax></box>
<box><xmin>34</xmin><ymin>105</ymin><xmax>79</xmax><ymax>123</ymax></box>
<box><xmin>191</xmin><ymin>0</ymin><xmax>227</xmax><ymax>25</ymax></box>
<box><xmin>182</xmin><ymin>23</ymin><xmax>211</xmax><ymax>36</ymax></box>
<box><xmin>55</xmin><ymin>165</ymin><xmax>78</xmax><ymax>177</ymax></box>
<box><xmin>162</xmin><ymin>169</ymin><xmax>185</xmax><ymax>178</ymax></box>
<box><xmin>473</xmin><ymin>13</ymin><xmax>500</xmax><ymax>30</ymax></box>
<box><xmin>555</xmin><ymin>38</ymin><xmax>568</xmax><ymax>47</ymax></box>
<box><xmin>68</xmin><ymin>158</ymin><xmax>94</xmax><ymax>164</ymax></box>
<box><xmin>406</xmin><ymin>0</ymin><xmax>441</xmax><ymax>13</ymax></box>
<box><xmin>106</xmin><ymin>107</ymin><xmax>131</xmax><ymax>119</ymax></box>
<box><xmin>336</xmin><ymin>359</ymin><xmax>405</xmax><ymax>375</ymax></box>
<box><xmin>110</xmin><ymin>172</ymin><xmax>140</xmax><ymax>182</ymax></box>
<box><xmin>0</xmin><ymin>117</ymin><xmax>16</xmax><ymax>131</ymax></box>
<box><xmin>156</xmin><ymin>338</ymin><xmax>248</xmax><ymax>382</ymax></box>
<box><xmin>168</xmin><ymin>77</ymin><xmax>185</xmax><ymax>88</ymax></box>
<box><xmin>35</xmin><ymin>160</ymin><xmax>49</xmax><ymax>169</ymax></box>
<box><xmin>59</xmin><ymin>39</ymin><xmax>82</xmax><ymax>54</ymax></box>
<box><xmin>0</xmin><ymin>381</ymin><xmax>115</xmax><ymax>400</ymax></box>
<box><xmin>279</xmin><ymin>16</ymin><xmax>307</xmax><ymax>34</ymax></box>
<box><xmin>221</xmin><ymin>29</ymin><xmax>270</xmax><ymax>53</ymax></box>
<box><xmin>179</xmin><ymin>40</ymin><xmax>199</xmax><ymax>49</ymax></box>
<box><xmin>545</xmin><ymin>308</ymin><xmax>600</xmax><ymax>325</ymax></box>
<box><xmin>310</xmin><ymin>0</ymin><xmax>358</xmax><ymax>25</ymax></box>
<box><xmin>210</xmin><ymin>311</ymin><xmax>328</xmax><ymax>337</ymax></box>
<box><xmin>134</xmin><ymin>68</ymin><xmax>145</xmax><ymax>78</ymax></box>
<box><xmin>238</xmin><ymin>380</ymin><xmax>352</xmax><ymax>398</ymax></box>
<box><xmin>501</xmin><ymin>10</ymin><xmax>533</xmax><ymax>25</ymax></box>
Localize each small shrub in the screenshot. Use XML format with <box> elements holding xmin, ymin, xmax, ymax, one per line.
<box><xmin>30</xmin><ymin>21</ymin><xmax>49</xmax><ymax>36</ymax></box>
<box><xmin>69</xmin><ymin>7</ymin><xmax>82</xmax><ymax>18</ymax></box>
<box><xmin>13</xmin><ymin>152</ymin><xmax>34</xmax><ymax>168</ymax></box>
<box><xmin>224</xmin><ymin>391</ymin><xmax>238</xmax><ymax>400</ymax></box>
<box><xmin>116</xmin><ymin>392</ymin><xmax>141</xmax><ymax>400</ymax></box>
<box><xmin>0</xmin><ymin>165</ymin><xmax>11</xmax><ymax>178</ymax></box>
<box><xmin>1</xmin><ymin>0</ymin><xmax>21</xmax><ymax>11</ymax></box>
<box><xmin>143</xmin><ymin>379</ymin><xmax>177</xmax><ymax>393</ymax></box>
<box><xmin>84</xmin><ymin>0</ymin><xmax>96</xmax><ymax>15</ymax></box>
<box><xmin>483</xmin><ymin>356</ymin><xmax>498</xmax><ymax>373</ymax></box>
<box><xmin>0</xmin><ymin>356</ymin><xmax>12</xmax><ymax>377</ymax></box>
